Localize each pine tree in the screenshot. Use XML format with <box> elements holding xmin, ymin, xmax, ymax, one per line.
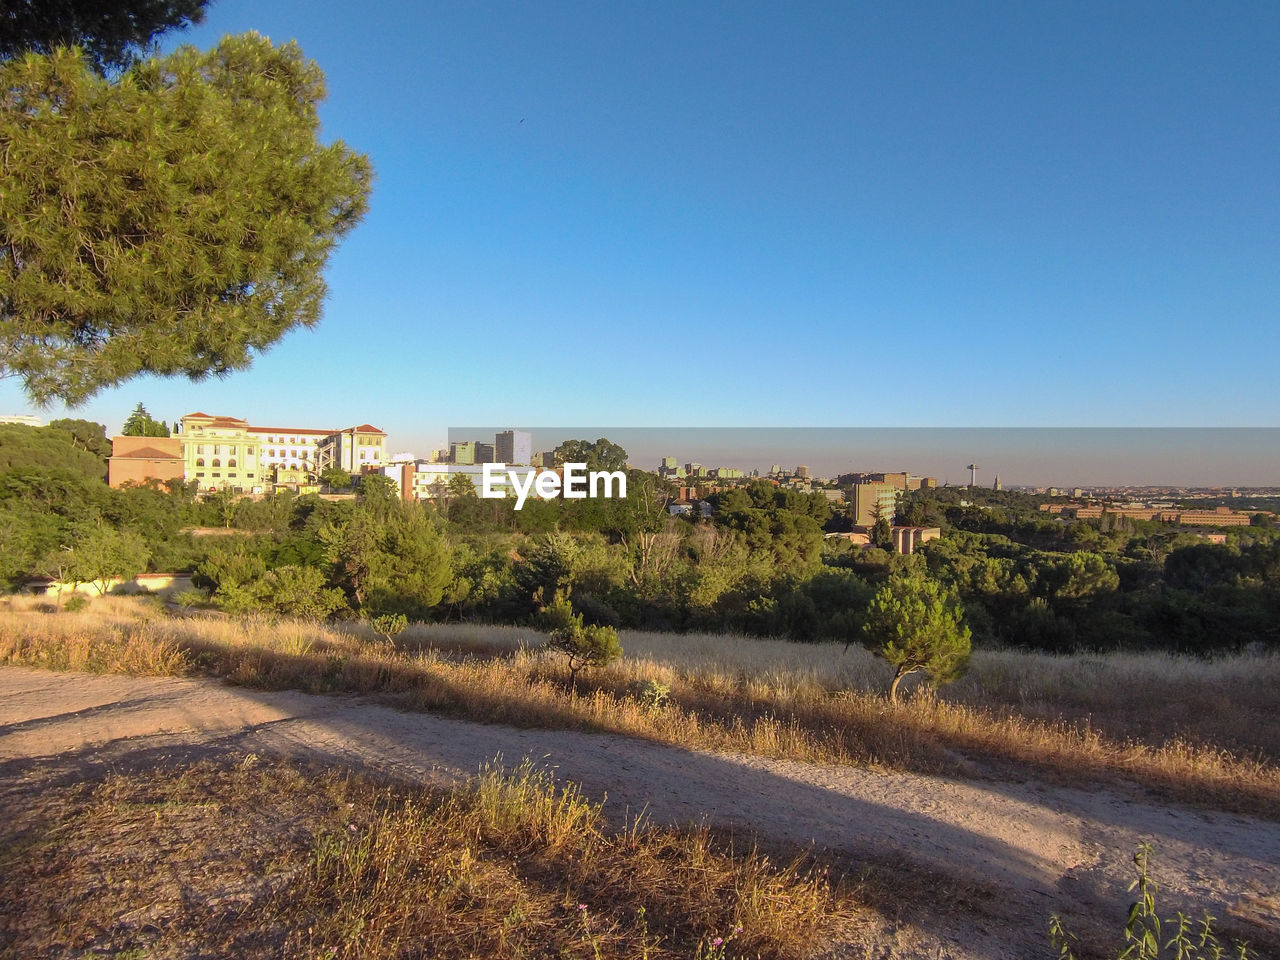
<box><xmin>0</xmin><ymin>34</ymin><xmax>371</xmax><ymax>404</ymax></box>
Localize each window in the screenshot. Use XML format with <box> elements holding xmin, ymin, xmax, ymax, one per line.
<box><xmin>247</xmin><ymin>447</ymin><xmax>255</xmax><ymax>455</ymax></box>
<box><xmin>196</xmin><ymin>472</ymin><xmax>205</xmax><ymax>478</ymax></box>
<box><xmin>228</xmin><ymin>459</ymin><xmax>237</xmax><ymax>468</ymax></box>
<box><xmin>196</xmin><ymin>458</ymin><xmax>205</xmax><ymax>467</ymax></box>
<box><xmin>212</xmin><ymin>458</ymin><xmax>221</xmax><ymax>467</ymax></box>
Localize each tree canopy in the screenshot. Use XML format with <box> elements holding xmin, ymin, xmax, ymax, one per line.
<box><xmin>0</xmin><ymin>0</ymin><xmax>209</xmax><ymax>74</ymax></box>
<box><xmin>0</xmin><ymin>33</ymin><xmax>372</xmax><ymax>404</ymax></box>
<box><xmin>552</xmin><ymin>438</ymin><xmax>628</xmax><ymax>472</ymax></box>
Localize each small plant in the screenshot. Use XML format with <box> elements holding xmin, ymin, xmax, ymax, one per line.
<box><xmin>62</xmin><ymin>594</ymin><xmax>89</xmax><ymax>613</ymax></box>
<box><xmin>540</xmin><ymin>598</ymin><xmax>622</xmax><ymax>686</ymax></box>
<box><xmin>696</xmin><ymin>926</ymin><xmax>743</xmax><ymax>960</ymax></box>
<box><xmin>1049</xmin><ymin>842</ymin><xmax>1253</xmax><ymax>960</ymax></box>
<box><xmin>630</xmin><ymin>678</ymin><xmax>671</xmax><ymax>711</ymax></box>
<box><xmin>368</xmin><ymin>612</ymin><xmax>409</xmax><ymax>646</ymax></box>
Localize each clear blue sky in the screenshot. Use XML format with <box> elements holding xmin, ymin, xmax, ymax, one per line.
<box><xmin>3</xmin><ymin>1</ymin><xmax>1278</xmax><ymax>472</ymax></box>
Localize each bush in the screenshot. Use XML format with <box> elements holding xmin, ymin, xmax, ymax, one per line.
<box><xmin>62</xmin><ymin>594</ymin><xmax>88</xmax><ymax>612</ymax></box>
<box><xmin>172</xmin><ymin>588</ymin><xmax>208</xmax><ymax>608</ymax></box>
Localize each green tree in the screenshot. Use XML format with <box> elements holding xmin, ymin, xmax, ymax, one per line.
<box><xmin>540</xmin><ymin>597</ymin><xmax>623</xmax><ymax>686</ymax></box>
<box><xmin>320</xmin><ymin>467</ymin><xmax>352</xmax><ymax>491</ymax></box>
<box><xmin>0</xmin><ymin>0</ymin><xmax>209</xmax><ymax>74</ymax></box>
<box><xmin>56</xmin><ymin>522</ymin><xmax>151</xmax><ymax>595</ymax></box>
<box><xmin>0</xmin><ymin>34</ymin><xmax>372</xmax><ymax>404</ymax></box>
<box><xmin>121</xmin><ymin>403</ymin><xmax>169</xmax><ymax>437</ymax></box>
<box><xmin>552</xmin><ymin>438</ymin><xmax>628</xmax><ymax>472</ymax></box>
<box><xmin>47</xmin><ymin>419</ymin><xmax>113</xmax><ymax>458</ymax></box>
<box><xmin>870</xmin><ymin>517</ymin><xmax>893</xmax><ymax>550</ymax></box>
<box><xmin>319</xmin><ymin>498</ymin><xmax>452</xmax><ymax>619</ymax></box>
<box><xmin>367</xmin><ymin>612</ymin><xmax>409</xmax><ymax>645</ymax></box>
<box><xmin>861</xmin><ymin>572</ymin><xmax>971</xmax><ymax>703</ymax></box>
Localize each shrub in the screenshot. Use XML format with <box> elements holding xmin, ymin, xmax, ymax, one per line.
<box><xmin>172</xmin><ymin>588</ymin><xmax>208</xmax><ymax>609</ymax></box>
<box><xmin>62</xmin><ymin>594</ymin><xmax>89</xmax><ymax>613</ymax></box>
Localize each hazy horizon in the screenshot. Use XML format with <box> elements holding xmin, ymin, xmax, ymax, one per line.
<box><xmin>447</xmin><ymin>427</ymin><xmax>1280</xmax><ymax>489</ymax></box>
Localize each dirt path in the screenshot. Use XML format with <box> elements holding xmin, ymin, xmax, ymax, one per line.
<box><xmin>2</xmin><ymin>665</ymin><xmax>1277</xmax><ymax>959</ymax></box>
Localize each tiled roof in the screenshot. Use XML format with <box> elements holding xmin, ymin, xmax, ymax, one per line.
<box><xmin>112</xmin><ymin>446</ymin><xmax>183</xmax><ymax>460</ymax></box>
<box><xmin>348</xmin><ymin>424</ymin><xmax>386</xmax><ymax>434</ymax></box>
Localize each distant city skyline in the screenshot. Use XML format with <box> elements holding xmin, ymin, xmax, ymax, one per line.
<box><xmin>448</xmin><ymin>428</ymin><xmax>1280</xmax><ymax>489</ymax></box>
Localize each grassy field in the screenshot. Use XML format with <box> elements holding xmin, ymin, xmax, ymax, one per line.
<box><xmin>3</xmin><ymin>595</ymin><xmax>1279</xmax><ymax>819</ymax></box>
<box><xmin>0</xmin><ymin>755</ymin><xmax>845</xmax><ymax>959</ymax></box>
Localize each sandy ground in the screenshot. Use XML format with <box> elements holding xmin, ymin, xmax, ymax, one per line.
<box><xmin>1</xmin><ymin>665</ymin><xmax>1277</xmax><ymax>959</ymax></box>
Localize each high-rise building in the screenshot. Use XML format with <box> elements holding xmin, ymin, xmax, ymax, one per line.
<box><xmin>451</xmin><ymin>441</ymin><xmax>477</xmax><ymax>465</ymax></box>
<box><xmin>476</xmin><ymin>442</ymin><xmax>496</xmax><ymax>464</ymax></box>
<box><xmin>495</xmin><ymin>429</ymin><xmax>532</xmax><ymax>466</ymax></box>
<box><xmin>796</xmin><ymin>465</ymin><xmax>811</xmax><ymax>479</ymax></box>
<box><xmin>850</xmin><ymin>482</ymin><xmax>898</xmax><ymax>526</ymax></box>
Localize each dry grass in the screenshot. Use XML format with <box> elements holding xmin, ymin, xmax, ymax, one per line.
<box><xmin>0</xmin><ymin>754</ymin><xmax>842</xmax><ymax>959</ymax></box>
<box><xmin>3</xmin><ymin>595</ymin><xmax>1279</xmax><ymax>819</ymax></box>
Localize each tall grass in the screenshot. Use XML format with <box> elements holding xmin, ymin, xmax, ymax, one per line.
<box><xmin>3</xmin><ymin>596</ymin><xmax>1279</xmax><ymax>818</ymax></box>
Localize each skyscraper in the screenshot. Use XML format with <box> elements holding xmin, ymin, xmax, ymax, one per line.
<box><xmin>495</xmin><ymin>429</ymin><xmax>532</xmax><ymax>466</ymax></box>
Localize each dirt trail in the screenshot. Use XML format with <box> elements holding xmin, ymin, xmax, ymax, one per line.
<box><xmin>2</xmin><ymin>665</ymin><xmax>1277</xmax><ymax>959</ymax></box>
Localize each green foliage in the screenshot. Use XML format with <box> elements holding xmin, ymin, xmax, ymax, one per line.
<box><xmin>62</xmin><ymin>594</ymin><xmax>89</xmax><ymax>612</ymax></box>
<box><xmin>630</xmin><ymin>678</ymin><xmax>671</xmax><ymax>711</ymax></box>
<box><xmin>0</xmin><ymin>34</ymin><xmax>372</xmax><ymax>404</ymax></box>
<box><xmin>53</xmin><ymin>522</ymin><xmax>151</xmax><ymax>594</ymax></box>
<box><xmin>47</xmin><ymin>419</ymin><xmax>113</xmax><ymax>459</ymax></box>
<box><xmin>540</xmin><ymin>598</ymin><xmax>623</xmax><ymax>685</ymax></box>
<box><xmin>870</xmin><ymin>517</ymin><xmax>893</xmax><ymax>550</ymax></box>
<box><xmin>121</xmin><ymin>403</ymin><xmax>169</xmax><ymax>437</ymax></box>
<box><xmin>172</xmin><ymin>587</ymin><xmax>208</xmax><ymax>608</ymax></box>
<box><xmin>368</xmin><ymin>612</ymin><xmax>409</xmax><ymax>644</ymax></box>
<box><xmin>320</xmin><ymin>467</ymin><xmax>352</xmax><ymax>491</ymax></box>
<box><xmin>1049</xmin><ymin>843</ymin><xmax>1254</xmax><ymax>960</ymax></box>
<box><xmin>319</xmin><ymin>497</ymin><xmax>453</xmax><ymax>619</ymax></box>
<box><xmin>551</xmin><ymin>438</ymin><xmax>628</xmax><ymax>472</ymax></box>
<box><xmin>258</xmin><ymin>565</ymin><xmax>346</xmax><ymax>620</ymax></box>
<box><xmin>0</xmin><ymin>424</ymin><xmax>107</xmax><ymax>480</ymax></box>
<box><xmin>0</xmin><ymin>0</ymin><xmax>209</xmax><ymax>74</ymax></box>
<box><xmin>862</xmin><ymin>572</ymin><xmax>971</xmax><ymax>703</ymax></box>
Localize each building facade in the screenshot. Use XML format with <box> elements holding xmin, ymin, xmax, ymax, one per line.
<box><xmin>107</xmin><ymin>435</ymin><xmax>185</xmax><ymax>488</ymax></box>
<box><xmin>178</xmin><ymin>413</ymin><xmax>386</xmax><ymax>492</ymax></box>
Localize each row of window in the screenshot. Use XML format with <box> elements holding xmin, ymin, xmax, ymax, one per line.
<box><xmin>192</xmin><ymin>445</ymin><xmax>257</xmax><ymax>456</ymax></box>
<box><xmin>195</xmin><ymin>472</ymin><xmax>256</xmax><ymax>480</ymax></box>
<box><xmin>262</xmin><ymin>436</ymin><xmax>316</xmax><ymax>445</ymax></box>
